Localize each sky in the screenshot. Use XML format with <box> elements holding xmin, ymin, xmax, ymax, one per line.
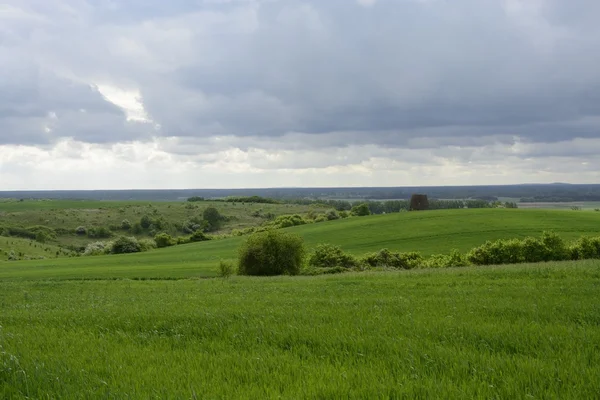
<box><xmin>1</xmin><ymin>0</ymin><xmax>599</xmax><ymax>190</ymax></box>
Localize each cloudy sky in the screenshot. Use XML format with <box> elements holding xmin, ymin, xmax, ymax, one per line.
<box><xmin>1</xmin><ymin>0</ymin><xmax>599</xmax><ymax>189</ymax></box>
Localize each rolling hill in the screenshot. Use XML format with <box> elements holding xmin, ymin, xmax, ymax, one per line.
<box><xmin>2</xmin><ymin>208</ymin><xmax>600</xmax><ymax>280</ymax></box>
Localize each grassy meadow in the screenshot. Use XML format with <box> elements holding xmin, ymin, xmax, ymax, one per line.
<box><xmin>1</xmin><ymin>262</ymin><xmax>599</xmax><ymax>398</ymax></box>
<box><xmin>2</xmin><ymin>205</ymin><xmax>600</xmax><ymax>398</ymax></box>
<box><xmin>0</xmin><ymin>237</ymin><xmax>73</xmax><ymax>262</ymax></box>
<box><xmin>0</xmin><ymin>199</ymin><xmax>327</xmax><ymax>248</ymax></box>
<box><xmin>2</xmin><ymin>208</ymin><xmax>600</xmax><ymax>280</ymax></box>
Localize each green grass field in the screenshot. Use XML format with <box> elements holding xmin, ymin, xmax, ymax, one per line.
<box><xmin>0</xmin><ymin>237</ymin><xmax>72</xmax><ymax>261</ymax></box>
<box><xmin>2</xmin><ymin>208</ymin><xmax>600</xmax><ymax>280</ymax></box>
<box><xmin>1</xmin><ymin>262</ymin><xmax>599</xmax><ymax>398</ymax></box>
<box><xmin>0</xmin><ymin>199</ymin><xmax>327</xmax><ymax>248</ymax></box>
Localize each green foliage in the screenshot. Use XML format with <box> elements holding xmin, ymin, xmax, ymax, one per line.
<box><xmin>187</xmin><ymin>196</ymin><xmax>205</xmax><ymax>202</ymax></box>
<box><xmin>225</xmin><ymin>196</ymin><xmax>278</xmax><ymax>204</ymax></box>
<box><xmin>423</xmin><ymin>249</ymin><xmax>469</xmax><ymax>268</ymax></box>
<box><xmin>218</xmin><ymin>260</ymin><xmax>235</xmax><ymax>278</ymax></box>
<box><xmin>121</xmin><ymin>219</ymin><xmax>132</xmax><ymax>230</ymax></box>
<box><xmin>569</xmin><ymin>236</ymin><xmax>600</xmax><ymax>260</ymax></box>
<box><xmin>83</xmin><ymin>241</ymin><xmax>111</xmax><ymax>256</ymax></box>
<box><xmin>175</xmin><ymin>236</ymin><xmax>189</xmax><ymax>245</ymax></box>
<box><xmin>350</xmin><ymin>203</ymin><xmax>371</xmax><ymax>216</ymax></box>
<box><xmin>1</xmin><ymin>225</ymin><xmax>56</xmax><ymax>241</ymax></box>
<box><xmin>181</xmin><ymin>217</ymin><xmax>205</xmax><ymax>234</ymax></box>
<box><xmin>308</xmin><ymin>244</ymin><xmax>359</xmax><ymax>269</ymax></box>
<box><xmin>238</xmin><ymin>230</ymin><xmax>305</xmax><ymax>276</ymax></box>
<box><xmin>465</xmin><ymin>200</ymin><xmax>492</xmax><ymax>208</ymax></box>
<box><xmin>110</xmin><ymin>236</ymin><xmax>142</xmax><ymax>254</ymax></box>
<box><xmin>314</xmin><ymin>215</ymin><xmax>328</xmax><ymax>223</ymax></box>
<box><xmin>267</xmin><ymin>214</ymin><xmax>307</xmax><ymax>228</ymax></box>
<box><xmin>154</xmin><ymin>233</ymin><xmax>176</xmax><ymax>248</ymax></box>
<box><xmin>361</xmin><ymin>249</ymin><xmax>423</xmax><ymax>269</ymax></box>
<box><xmin>338</xmin><ymin>210</ymin><xmax>349</xmax><ymax>218</ymax></box>
<box><xmin>87</xmin><ymin>226</ymin><xmax>112</xmax><ymax>239</ymax></box>
<box><xmin>467</xmin><ymin>239</ymin><xmax>524</xmax><ymax>265</ymax></box>
<box><xmin>189</xmin><ymin>230</ymin><xmax>210</xmax><ymax>242</ymax></box>
<box><xmin>140</xmin><ymin>215</ymin><xmax>152</xmax><ymax>229</ymax></box>
<box><xmin>325</xmin><ymin>210</ymin><xmax>340</xmax><ymax>220</ymax></box>
<box><xmin>203</xmin><ymin>207</ymin><xmax>224</xmax><ymax>232</ymax></box>
<box><xmin>131</xmin><ymin>222</ymin><xmax>143</xmax><ymax>234</ymax></box>
<box><xmin>138</xmin><ymin>238</ymin><xmax>157</xmax><ymax>252</ymax></box>
<box><xmin>75</xmin><ymin>226</ymin><xmax>87</xmax><ymax>235</ymax></box>
<box><xmin>467</xmin><ymin>232</ymin><xmax>571</xmax><ymax>265</ymax></box>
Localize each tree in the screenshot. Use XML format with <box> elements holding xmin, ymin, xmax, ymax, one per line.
<box><xmin>203</xmin><ymin>207</ymin><xmax>223</xmax><ymax>231</ymax></box>
<box><xmin>350</xmin><ymin>203</ymin><xmax>371</xmax><ymax>216</ymax></box>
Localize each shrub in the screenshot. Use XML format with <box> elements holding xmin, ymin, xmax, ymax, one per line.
<box><xmin>540</xmin><ymin>231</ymin><xmax>570</xmax><ymax>261</ymax></box>
<box><xmin>121</xmin><ymin>219</ymin><xmax>132</xmax><ymax>230</ymax></box>
<box><xmin>87</xmin><ymin>226</ymin><xmax>112</xmax><ymax>239</ymax></box>
<box><xmin>361</xmin><ymin>249</ymin><xmax>423</xmax><ymax>269</ymax></box>
<box><xmin>177</xmin><ymin>236</ymin><xmax>191</xmax><ymax>245</ymax></box>
<box><xmin>190</xmin><ymin>230</ymin><xmax>210</xmax><ymax>242</ymax></box>
<box><xmin>467</xmin><ymin>232</ymin><xmax>571</xmax><ymax>266</ymax></box>
<box><xmin>268</xmin><ymin>214</ymin><xmax>307</xmax><ymax>229</ymax></box>
<box><xmin>308</xmin><ymin>244</ymin><xmax>359</xmax><ymax>269</ymax></box>
<box><xmin>181</xmin><ymin>217</ymin><xmax>206</xmax><ymax>234</ymax></box>
<box><xmin>339</xmin><ymin>211</ymin><xmax>349</xmax><ymax>219</ymax></box>
<box><xmin>132</xmin><ymin>222</ymin><xmax>143</xmax><ymax>234</ymax></box>
<box><xmin>423</xmin><ymin>250</ymin><xmax>469</xmax><ymax>268</ymax></box>
<box><xmin>467</xmin><ymin>239</ymin><xmax>525</xmax><ymax>265</ymax></box>
<box><xmin>83</xmin><ymin>241</ymin><xmax>111</xmax><ymax>256</ymax></box>
<box><xmin>350</xmin><ymin>203</ymin><xmax>371</xmax><ymax>216</ymax></box>
<box><xmin>326</xmin><ymin>210</ymin><xmax>340</xmax><ymax>220</ymax></box>
<box><xmin>569</xmin><ymin>236</ymin><xmax>600</xmax><ymax>260</ymax></box>
<box><xmin>138</xmin><ymin>238</ymin><xmax>157</xmax><ymax>251</ymax></box>
<box><xmin>238</xmin><ymin>230</ymin><xmax>305</xmax><ymax>276</ymax></box>
<box><xmin>140</xmin><ymin>215</ymin><xmax>152</xmax><ymax>229</ymax></box>
<box><xmin>154</xmin><ymin>233</ymin><xmax>176</xmax><ymax>248</ymax></box>
<box><xmin>111</xmin><ymin>236</ymin><xmax>142</xmax><ymax>254</ymax></box>
<box><xmin>218</xmin><ymin>260</ymin><xmax>235</xmax><ymax>278</ymax></box>
<box><xmin>75</xmin><ymin>226</ymin><xmax>87</xmax><ymax>235</ymax></box>
<box><xmin>314</xmin><ymin>215</ymin><xmax>328</xmax><ymax>223</ymax></box>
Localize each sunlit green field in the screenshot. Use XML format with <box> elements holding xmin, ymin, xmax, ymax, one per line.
<box><xmin>2</xmin><ymin>208</ymin><xmax>600</xmax><ymax>280</ymax></box>
<box><xmin>1</xmin><ymin>262</ymin><xmax>599</xmax><ymax>399</ymax></box>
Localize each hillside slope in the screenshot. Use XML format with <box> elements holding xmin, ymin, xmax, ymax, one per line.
<box><xmin>2</xmin><ymin>209</ymin><xmax>600</xmax><ymax>280</ymax></box>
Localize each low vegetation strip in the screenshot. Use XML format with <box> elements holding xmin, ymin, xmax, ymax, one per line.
<box><xmin>1</xmin><ymin>263</ymin><xmax>598</xmax><ymax>398</ymax></box>
<box><xmin>3</xmin><ymin>208</ymin><xmax>600</xmax><ymax>281</ymax></box>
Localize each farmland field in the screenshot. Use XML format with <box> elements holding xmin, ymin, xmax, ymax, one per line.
<box><xmin>2</xmin><ymin>206</ymin><xmax>600</xmax><ymax>398</ymax></box>
<box><xmin>2</xmin><ymin>208</ymin><xmax>600</xmax><ymax>280</ymax></box>
<box><xmin>1</xmin><ymin>262</ymin><xmax>599</xmax><ymax>398</ymax></box>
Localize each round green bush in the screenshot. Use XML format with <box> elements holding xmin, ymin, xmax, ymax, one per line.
<box><xmin>238</xmin><ymin>230</ymin><xmax>305</xmax><ymax>276</ymax></box>
<box><xmin>154</xmin><ymin>232</ymin><xmax>176</xmax><ymax>248</ymax></box>
<box><xmin>308</xmin><ymin>244</ymin><xmax>358</xmax><ymax>269</ymax></box>
<box><xmin>111</xmin><ymin>236</ymin><xmax>142</xmax><ymax>254</ymax></box>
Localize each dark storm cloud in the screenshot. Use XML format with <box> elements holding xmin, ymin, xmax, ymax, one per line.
<box><xmin>1</xmin><ymin>0</ymin><xmax>600</xmax><ymax>150</ymax></box>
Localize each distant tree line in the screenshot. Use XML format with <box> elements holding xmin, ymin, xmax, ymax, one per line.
<box><xmin>277</xmin><ymin>198</ymin><xmax>517</xmax><ymax>215</ymax></box>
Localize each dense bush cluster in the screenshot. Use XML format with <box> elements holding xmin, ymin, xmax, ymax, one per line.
<box><xmin>235</xmin><ymin>231</ymin><xmax>600</xmax><ymax>277</ymax></box>
<box><xmin>467</xmin><ymin>232</ymin><xmax>571</xmax><ymax>265</ymax></box>
<box><xmin>361</xmin><ymin>249</ymin><xmax>423</xmax><ymax>269</ymax></box>
<box><xmin>238</xmin><ymin>230</ymin><xmax>305</xmax><ymax>276</ymax></box>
